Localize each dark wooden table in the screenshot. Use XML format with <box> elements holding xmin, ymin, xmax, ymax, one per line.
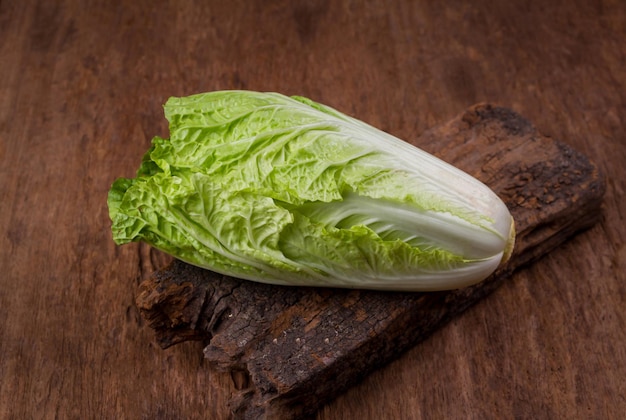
<box><xmin>1</xmin><ymin>1</ymin><xmax>624</xmax><ymax>418</ymax></box>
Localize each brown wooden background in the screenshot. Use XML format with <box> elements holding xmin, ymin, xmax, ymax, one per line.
<box><xmin>1</xmin><ymin>1</ymin><xmax>624</xmax><ymax>419</ymax></box>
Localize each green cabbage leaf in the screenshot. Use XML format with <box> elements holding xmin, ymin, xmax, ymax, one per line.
<box><xmin>108</xmin><ymin>91</ymin><xmax>515</xmax><ymax>291</ymax></box>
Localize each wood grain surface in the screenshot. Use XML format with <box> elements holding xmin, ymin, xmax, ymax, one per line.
<box><xmin>1</xmin><ymin>1</ymin><xmax>624</xmax><ymax>419</ymax></box>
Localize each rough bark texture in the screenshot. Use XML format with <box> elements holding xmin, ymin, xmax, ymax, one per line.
<box><xmin>136</xmin><ymin>104</ymin><xmax>605</xmax><ymax>419</ymax></box>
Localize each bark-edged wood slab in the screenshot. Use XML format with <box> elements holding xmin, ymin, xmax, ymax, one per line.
<box><xmin>135</xmin><ymin>104</ymin><xmax>605</xmax><ymax>419</ymax></box>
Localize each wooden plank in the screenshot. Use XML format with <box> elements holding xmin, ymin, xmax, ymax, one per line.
<box><xmin>135</xmin><ymin>104</ymin><xmax>604</xmax><ymax>419</ymax></box>
<box><xmin>1</xmin><ymin>1</ymin><xmax>625</xmax><ymax>419</ymax></box>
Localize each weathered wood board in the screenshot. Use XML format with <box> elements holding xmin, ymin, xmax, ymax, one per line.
<box><xmin>135</xmin><ymin>104</ymin><xmax>605</xmax><ymax>419</ymax></box>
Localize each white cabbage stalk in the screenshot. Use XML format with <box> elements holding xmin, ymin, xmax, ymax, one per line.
<box><xmin>108</xmin><ymin>91</ymin><xmax>515</xmax><ymax>291</ymax></box>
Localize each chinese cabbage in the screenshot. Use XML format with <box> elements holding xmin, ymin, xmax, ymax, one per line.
<box><xmin>108</xmin><ymin>91</ymin><xmax>515</xmax><ymax>291</ymax></box>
